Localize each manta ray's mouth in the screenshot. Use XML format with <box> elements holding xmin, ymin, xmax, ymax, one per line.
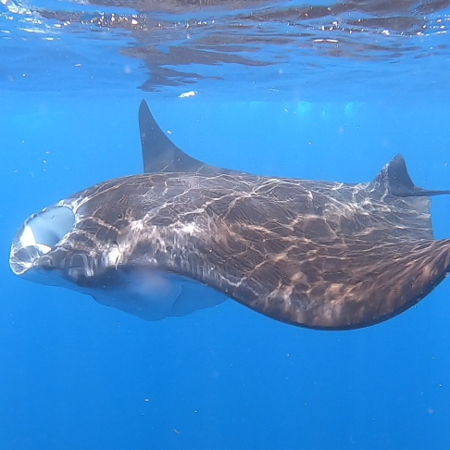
<box><xmin>10</xmin><ymin>205</ymin><xmax>76</xmax><ymax>276</ymax></box>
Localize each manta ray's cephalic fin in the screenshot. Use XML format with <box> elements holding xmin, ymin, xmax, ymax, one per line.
<box><xmin>139</xmin><ymin>100</ymin><xmax>239</xmax><ymax>176</ymax></box>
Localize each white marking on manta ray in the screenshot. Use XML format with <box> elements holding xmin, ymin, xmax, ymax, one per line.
<box><xmin>105</xmin><ymin>246</ymin><xmax>121</xmax><ymax>267</ymax></box>
<box><xmin>93</xmin><ymin>270</ymin><xmax>226</xmax><ymax>321</ymax></box>
<box><xmin>177</xmin><ymin>222</ymin><xmax>201</xmax><ymax>235</ymax></box>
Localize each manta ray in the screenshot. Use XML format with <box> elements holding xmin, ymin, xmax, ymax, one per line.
<box><xmin>9</xmin><ymin>101</ymin><xmax>450</xmax><ymax>330</ymax></box>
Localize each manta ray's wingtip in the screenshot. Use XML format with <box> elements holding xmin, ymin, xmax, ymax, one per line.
<box><xmin>138</xmin><ymin>98</ymin><xmax>185</xmax><ymax>174</ymax></box>
<box><xmin>138</xmin><ymin>99</ymin><xmax>240</xmax><ymax>176</ymax></box>
<box><xmin>139</xmin><ymin>99</ymin><xmax>151</xmax><ymax>116</ymax></box>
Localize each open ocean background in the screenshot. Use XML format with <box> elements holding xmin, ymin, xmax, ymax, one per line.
<box><xmin>1</xmin><ymin>0</ymin><xmax>450</xmax><ymax>448</ymax></box>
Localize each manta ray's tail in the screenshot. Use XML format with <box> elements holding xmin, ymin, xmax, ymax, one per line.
<box><xmin>372</xmin><ymin>154</ymin><xmax>450</xmax><ymax>197</ymax></box>
<box><xmin>367</xmin><ymin>154</ymin><xmax>450</xmax><ymax>241</ymax></box>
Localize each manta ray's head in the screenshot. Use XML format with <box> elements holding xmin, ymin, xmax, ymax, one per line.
<box><xmin>11</xmin><ymin>203</ymin><xmax>74</xmax><ymax>280</ymax></box>
<box><xmin>9</xmin><ymin>201</ymin><xmax>109</xmax><ymax>288</ymax></box>
<box><xmin>9</xmin><ymin>184</ymin><xmax>226</xmax><ymax>321</ymax></box>
<box><xmin>9</xmin><ymin>99</ymin><xmax>229</xmax><ymax>295</ymax></box>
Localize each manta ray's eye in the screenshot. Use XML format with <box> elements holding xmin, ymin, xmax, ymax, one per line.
<box><xmin>117</xmin><ymin>213</ymin><xmax>123</xmax><ymax>219</ymax></box>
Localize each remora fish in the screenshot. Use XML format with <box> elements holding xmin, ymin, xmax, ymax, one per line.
<box><xmin>9</xmin><ymin>101</ymin><xmax>450</xmax><ymax>329</ymax></box>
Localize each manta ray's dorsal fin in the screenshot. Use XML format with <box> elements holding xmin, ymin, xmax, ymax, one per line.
<box><xmin>372</xmin><ymin>154</ymin><xmax>450</xmax><ymax>197</ymax></box>
<box><xmin>139</xmin><ymin>100</ymin><xmax>237</xmax><ymax>175</ymax></box>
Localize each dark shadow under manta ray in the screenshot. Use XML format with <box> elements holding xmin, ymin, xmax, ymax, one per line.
<box><xmin>10</xmin><ymin>101</ymin><xmax>450</xmax><ymax>330</ymax></box>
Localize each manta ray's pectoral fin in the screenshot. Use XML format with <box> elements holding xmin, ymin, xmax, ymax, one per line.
<box><xmin>372</xmin><ymin>154</ymin><xmax>450</xmax><ymax>197</ymax></box>
<box><xmin>139</xmin><ymin>100</ymin><xmax>239</xmax><ymax>176</ymax></box>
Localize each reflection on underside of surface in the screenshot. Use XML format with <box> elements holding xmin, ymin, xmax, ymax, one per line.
<box><xmin>2</xmin><ymin>0</ymin><xmax>450</xmax><ymax>97</ymax></box>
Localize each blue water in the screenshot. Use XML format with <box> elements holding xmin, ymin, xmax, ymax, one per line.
<box><xmin>2</xmin><ymin>0</ymin><xmax>450</xmax><ymax>448</ymax></box>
